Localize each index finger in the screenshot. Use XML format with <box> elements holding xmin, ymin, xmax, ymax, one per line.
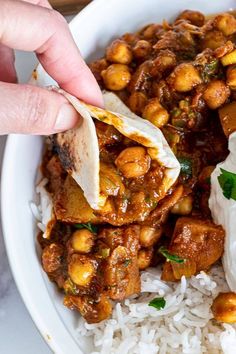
<box><xmin>0</xmin><ymin>0</ymin><xmax>103</xmax><ymax>106</ymax></box>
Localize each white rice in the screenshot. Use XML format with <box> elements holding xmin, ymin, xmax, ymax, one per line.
<box><xmin>76</xmin><ymin>265</ymin><xmax>236</xmax><ymax>354</ymax></box>
<box><xmin>31</xmin><ymin>178</ymin><xmax>54</xmax><ymax>238</ymax></box>
<box><xmin>33</xmin><ymin>182</ymin><xmax>236</xmax><ymax>353</ymax></box>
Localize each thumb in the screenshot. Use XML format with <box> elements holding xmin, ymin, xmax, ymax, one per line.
<box><xmin>0</xmin><ymin>82</ymin><xmax>80</xmax><ymax>134</ymax></box>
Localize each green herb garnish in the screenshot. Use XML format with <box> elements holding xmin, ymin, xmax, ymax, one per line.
<box><xmin>124</xmin><ymin>259</ymin><xmax>131</xmax><ymax>267</ymax></box>
<box><xmin>159</xmin><ymin>246</ymin><xmax>185</xmax><ymax>264</ymax></box>
<box><xmin>148</xmin><ymin>297</ymin><xmax>166</xmax><ymax>310</ymax></box>
<box><xmin>177</xmin><ymin>156</ymin><xmax>192</xmax><ymax>178</ymax></box>
<box><xmin>64</xmin><ymin>278</ymin><xmax>77</xmax><ymax>295</ymax></box>
<box><xmin>218</xmin><ymin>168</ymin><xmax>236</xmax><ymax>201</ymax></box>
<box><xmin>202</xmin><ymin>59</ymin><xmax>219</xmax><ymax>82</ymax></box>
<box><xmin>74</xmin><ymin>222</ymin><xmax>98</xmax><ymax>233</ymax></box>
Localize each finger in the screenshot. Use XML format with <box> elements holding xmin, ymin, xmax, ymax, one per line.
<box><xmin>0</xmin><ymin>0</ymin><xmax>103</xmax><ymax>107</ymax></box>
<box><xmin>0</xmin><ymin>82</ymin><xmax>81</xmax><ymax>135</ymax></box>
<box><xmin>0</xmin><ymin>44</ymin><xmax>17</xmax><ymax>83</ymax></box>
<box><xmin>21</xmin><ymin>0</ymin><xmax>52</xmax><ymax>8</ymax></box>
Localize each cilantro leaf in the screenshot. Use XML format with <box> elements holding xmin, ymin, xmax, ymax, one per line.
<box><xmin>218</xmin><ymin>168</ymin><xmax>236</xmax><ymax>201</ymax></box>
<box><xmin>74</xmin><ymin>222</ymin><xmax>98</xmax><ymax>233</ymax></box>
<box><xmin>124</xmin><ymin>259</ymin><xmax>131</xmax><ymax>267</ymax></box>
<box><xmin>148</xmin><ymin>297</ymin><xmax>166</xmax><ymax>310</ymax></box>
<box><xmin>159</xmin><ymin>246</ymin><xmax>185</xmax><ymax>264</ymax></box>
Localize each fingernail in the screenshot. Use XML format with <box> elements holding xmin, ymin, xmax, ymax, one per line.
<box><xmin>54</xmin><ymin>103</ymin><xmax>80</xmax><ymax>131</ymax></box>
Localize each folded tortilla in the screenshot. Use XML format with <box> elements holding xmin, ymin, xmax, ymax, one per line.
<box><xmin>54</xmin><ymin>88</ymin><xmax>180</xmax><ymax>210</ymax></box>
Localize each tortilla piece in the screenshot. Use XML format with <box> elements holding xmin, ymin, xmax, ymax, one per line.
<box><xmin>55</xmin><ymin>88</ymin><xmax>180</xmax><ymax>210</ymax></box>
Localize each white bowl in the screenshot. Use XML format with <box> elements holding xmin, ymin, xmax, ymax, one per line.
<box><xmin>1</xmin><ymin>0</ymin><xmax>235</xmax><ymax>353</ymax></box>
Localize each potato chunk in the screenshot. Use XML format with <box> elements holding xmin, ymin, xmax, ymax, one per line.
<box><xmin>42</xmin><ymin>243</ymin><xmax>63</xmax><ymax>273</ymax></box>
<box><xmin>103</xmin><ymin>245</ymin><xmax>140</xmax><ymax>300</ymax></box>
<box><xmin>64</xmin><ymin>294</ymin><xmax>112</xmax><ymax>324</ymax></box>
<box><xmin>99</xmin><ymin>225</ymin><xmax>140</xmax><ymax>300</ymax></box>
<box><xmin>54</xmin><ymin>176</ymin><xmax>99</xmax><ymax>223</ymax></box>
<box><xmin>170</xmin><ymin>217</ymin><xmax>224</xmax><ymax>271</ymax></box>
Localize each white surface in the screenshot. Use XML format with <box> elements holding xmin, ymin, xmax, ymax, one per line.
<box><xmin>209</xmin><ymin>132</ymin><xmax>236</xmax><ymax>291</ymax></box>
<box><xmin>1</xmin><ymin>1</ymin><xmax>236</xmax><ymax>354</ymax></box>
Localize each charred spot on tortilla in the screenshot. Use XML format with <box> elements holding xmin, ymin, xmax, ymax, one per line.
<box><xmin>54</xmin><ymin>135</ymin><xmax>75</xmax><ymax>173</ymax></box>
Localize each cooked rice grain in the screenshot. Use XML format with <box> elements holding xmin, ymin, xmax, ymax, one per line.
<box><xmin>77</xmin><ymin>265</ymin><xmax>236</xmax><ymax>354</ymax></box>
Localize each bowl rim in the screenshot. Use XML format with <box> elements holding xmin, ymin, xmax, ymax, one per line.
<box><xmin>2</xmin><ymin>0</ymin><xmax>235</xmax><ymax>353</ymax></box>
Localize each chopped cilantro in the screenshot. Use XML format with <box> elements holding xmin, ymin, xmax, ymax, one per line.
<box><xmin>64</xmin><ymin>278</ymin><xmax>77</xmax><ymax>295</ymax></box>
<box><xmin>202</xmin><ymin>59</ymin><xmax>219</xmax><ymax>82</ymax></box>
<box><xmin>148</xmin><ymin>297</ymin><xmax>166</xmax><ymax>310</ymax></box>
<box><xmin>124</xmin><ymin>259</ymin><xmax>131</xmax><ymax>267</ymax></box>
<box><xmin>74</xmin><ymin>222</ymin><xmax>98</xmax><ymax>233</ymax></box>
<box><xmin>218</xmin><ymin>168</ymin><xmax>236</xmax><ymax>201</ymax></box>
<box><xmin>159</xmin><ymin>246</ymin><xmax>185</xmax><ymax>264</ymax></box>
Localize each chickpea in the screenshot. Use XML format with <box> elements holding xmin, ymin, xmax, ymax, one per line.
<box><xmin>212</xmin><ymin>292</ymin><xmax>236</xmax><ymax>323</ymax></box>
<box><xmin>71</xmin><ymin>229</ymin><xmax>94</xmax><ymax>254</ymax></box>
<box><xmin>133</xmin><ymin>40</ymin><xmax>152</xmax><ymax>59</ymax></box>
<box><xmin>128</xmin><ymin>92</ymin><xmax>147</xmax><ymax>115</ymax></box>
<box><xmin>151</xmin><ymin>50</ymin><xmax>176</xmax><ymax>76</ymax></box>
<box><xmin>142</xmin><ymin>98</ymin><xmax>169</xmax><ymax>128</ymax></box>
<box><xmin>42</xmin><ymin>243</ymin><xmax>63</xmax><ymax>273</ymax></box>
<box><xmin>100</xmin><ymin>162</ymin><xmax>125</xmax><ymax>196</ymax></box>
<box><xmin>201</xmin><ymin>30</ymin><xmax>226</xmax><ymax>50</ymax></box>
<box><xmin>106</xmin><ymin>39</ymin><xmax>133</xmax><ymax>64</ymax></box>
<box><xmin>139</xmin><ymin>226</ymin><xmax>162</xmax><ymax>247</ymax></box>
<box><xmin>142</xmin><ymin>24</ymin><xmax>161</xmax><ymax>39</ymax></box>
<box><xmin>121</xmin><ymin>32</ymin><xmax>138</xmax><ymax>45</ymax></box>
<box><xmin>203</xmin><ymin>80</ymin><xmax>230</xmax><ymax>109</ymax></box>
<box><xmin>176</xmin><ymin>10</ymin><xmax>205</xmax><ymax>27</ymax></box>
<box><xmin>68</xmin><ymin>254</ymin><xmax>96</xmax><ymax>287</ymax></box>
<box><xmin>89</xmin><ymin>58</ymin><xmax>109</xmax><ymax>82</ymax></box>
<box><xmin>101</xmin><ymin>64</ymin><xmax>131</xmax><ymax>91</ymax></box>
<box><xmin>227</xmin><ymin>65</ymin><xmax>236</xmax><ymax>90</ymax></box>
<box><xmin>115</xmin><ymin>146</ymin><xmax>151</xmax><ymax>178</ymax></box>
<box><xmin>198</xmin><ymin>166</ymin><xmax>215</xmax><ymax>189</ymax></box>
<box><xmin>169</xmin><ymin>63</ymin><xmax>202</xmax><ymax>92</ymax></box>
<box><xmin>171</xmin><ymin>195</ymin><xmax>193</xmax><ymax>215</ymax></box>
<box><xmin>214</xmin><ymin>13</ymin><xmax>236</xmax><ymax>36</ymax></box>
<box><xmin>137</xmin><ymin>248</ymin><xmax>153</xmax><ymax>270</ymax></box>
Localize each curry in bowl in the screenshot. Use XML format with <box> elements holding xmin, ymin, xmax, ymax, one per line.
<box><xmin>37</xmin><ymin>10</ymin><xmax>236</xmax><ymax>327</ymax></box>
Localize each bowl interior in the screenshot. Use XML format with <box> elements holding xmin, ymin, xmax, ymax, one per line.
<box><xmin>2</xmin><ymin>0</ymin><xmax>235</xmax><ymax>353</ymax></box>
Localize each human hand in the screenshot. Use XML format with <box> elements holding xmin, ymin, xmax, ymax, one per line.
<box><xmin>0</xmin><ymin>0</ymin><xmax>103</xmax><ymax>134</ymax></box>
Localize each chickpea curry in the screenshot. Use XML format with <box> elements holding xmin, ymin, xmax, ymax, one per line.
<box><xmin>39</xmin><ymin>10</ymin><xmax>236</xmax><ymax>324</ymax></box>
